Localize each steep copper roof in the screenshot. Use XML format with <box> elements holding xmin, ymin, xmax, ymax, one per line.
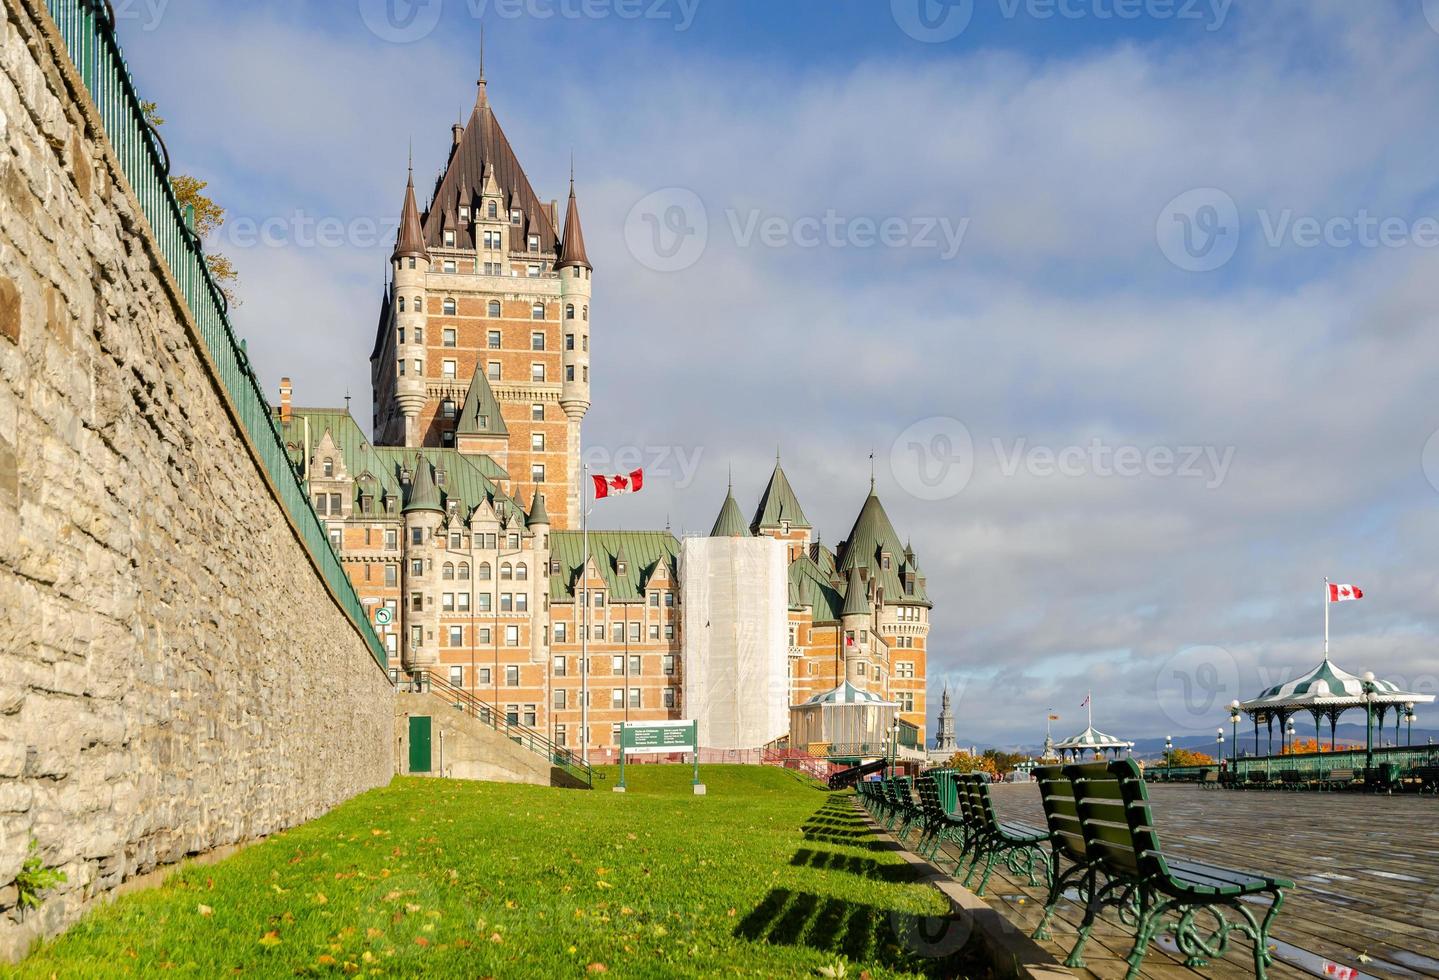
<box><xmin>392</xmin><ymin>167</ymin><xmax>427</xmax><ymax>261</ymax></box>
<box><xmin>422</xmin><ymin>81</ymin><xmax>558</xmax><ymax>252</ymax></box>
<box><xmin>556</xmin><ymin>179</ymin><xmax>591</xmax><ymax>270</ymax></box>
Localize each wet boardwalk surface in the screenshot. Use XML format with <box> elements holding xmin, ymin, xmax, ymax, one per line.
<box><xmin>924</xmin><ymin>784</ymin><xmax>1439</xmax><ymax>979</ymax></box>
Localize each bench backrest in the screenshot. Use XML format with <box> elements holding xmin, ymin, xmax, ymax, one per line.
<box><xmin>1328</xmin><ymin>769</ymin><xmax>1355</xmax><ymax>780</ymax></box>
<box><xmin>1201</xmin><ymin>770</ymin><xmax>1219</xmax><ymax>783</ymax></box>
<box><xmin>1106</xmin><ymin>758</ymin><xmax>1169</xmax><ymax>880</ymax></box>
<box><xmin>957</xmin><ymin>774</ymin><xmax>998</xmax><ymax>833</ymax></box>
<box><xmin>1063</xmin><ymin>761</ymin><xmax>1146</xmax><ymax>878</ymax></box>
<box><xmin>1034</xmin><ymin>765</ymin><xmax>1086</xmax><ymax>862</ymax></box>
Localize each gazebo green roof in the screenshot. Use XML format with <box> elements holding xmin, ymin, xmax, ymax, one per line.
<box><xmin>800</xmin><ymin>681</ymin><xmax>897</xmax><ymax>707</ymax></box>
<box><xmin>1239</xmin><ymin>656</ymin><xmax>1434</xmax><ymax>712</ymax></box>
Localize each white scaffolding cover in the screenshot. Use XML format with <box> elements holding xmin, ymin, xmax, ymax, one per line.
<box><xmin>680</xmin><ymin>536</ymin><xmax>789</xmax><ymax>750</ymax></box>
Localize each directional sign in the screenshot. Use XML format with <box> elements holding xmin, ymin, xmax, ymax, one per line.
<box><xmin>374</xmin><ymin>606</ymin><xmax>393</xmax><ymax>626</ymax></box>
<box><xmin>620</xmin><ymin>720</ymin><xmax>696</xmax><ymax>755</ymax></box>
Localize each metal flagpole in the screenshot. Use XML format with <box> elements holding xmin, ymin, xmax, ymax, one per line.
<box><xmin>1087</xmin><ymin>690</ymin><xmax>1092</xmax><ymax>730</ymax></box>
<box><xmin>1323</xmin><ymin>576</ymin><xmax>1329</xmax><ymax>660</ymax></box>
<box><xmin>581</xmin><ymin>462</ymin><xmax>590</xmax><ymax>765</ymax></box>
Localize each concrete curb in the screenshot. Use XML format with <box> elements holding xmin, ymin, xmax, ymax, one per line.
<box><xmin>852</xmin><ymin>802</ymin><xmax>1073</xmax><ymax>980</ymax></box>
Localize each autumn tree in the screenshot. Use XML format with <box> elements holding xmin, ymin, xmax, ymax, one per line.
<box><xmin>945</xmin><ymin>751</ymin><xmax>999</xmax><ymax>777</ymax></box>
<box><xmin>1167</xmin><ymin>748</ymin><xmax>1215</xmax><ymax>766</ymax></box>
<box><xmin>141</xmin><ymin>101</ymin><xmax>241</xmax><ymax>307</ymax></box>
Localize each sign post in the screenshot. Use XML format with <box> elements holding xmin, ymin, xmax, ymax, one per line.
<box><xmin>617</xmin><ymin>720</ymin><xmax>703</xmax><ymax>794</ymax></box>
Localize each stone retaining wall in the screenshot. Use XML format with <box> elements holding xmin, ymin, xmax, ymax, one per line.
<box><xmin>0</xmin><ymin>0</ymin><xmax>393</xmax><ymax>959</ymax></box>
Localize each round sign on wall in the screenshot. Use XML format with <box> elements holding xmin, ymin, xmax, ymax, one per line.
<box><xmin>374</xmin><ymin>607</ymin><xmax>393</xmax><ymax>626</ymax></box>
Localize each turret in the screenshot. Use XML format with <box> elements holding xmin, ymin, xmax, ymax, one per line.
<box><xmin>401</xmin><ymin>455</ymin><xmax>445</xmax><ymax>672</ymax></box>
<box><xmin>392</xmin><ymin>163</ymin><xmax>429</xmax><ymax>447</ymax></box>
<box><xmin>557</xmin><ymin>173</ymin><xmax>592</xmax><ymax>528</ymax></box>
<box><xmin>840</xmin><ymin>566</ymin><xmax>872</xmax><ymax>685</ymax></box>
<box><xmin>527</xmin><ymin>491</ymin><xmax>550</xmax><ymax>663</ymax></box>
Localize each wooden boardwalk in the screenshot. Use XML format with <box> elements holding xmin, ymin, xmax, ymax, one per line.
<box><xmin>916</xmin><ymin>784</ymin><xmax>1439</xmax><ymax>979</ymax></box>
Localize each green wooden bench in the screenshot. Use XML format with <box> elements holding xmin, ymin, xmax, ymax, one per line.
<box><xmin>1410</xmin><ymin>765</ymin><xmax>1439</xmax><ymax>794</ymax></box>
<box><xmin>1322</xmin><ymin>768</ymin><xmax>1356</xmax><ymax>790</ymax></box>
<box><xmin>1278</xmin><ymin>770</ymin><xmax>1306</xmax><ymax>790</ymax></box>
<box><xmin>1030</xmin><ymin>765</ymin><xmax>1111</xmax><ymax>941</ymax></box>
<box><xmin>913</xmin><ymin>772</ymin><xmax>969</xmax><ymax>863</ymax></box>
<box><xmin>951</xmin><ymin>773</ymin><xmax>1050</xmax><ymax>896</ymax></box>
<box><xmin>1198</xmin><ymin>769</ymin><xmax>1220</xmax><ymax>789</ymax></box>
<box><xmin>1062</xmin><ymin>760</ymin><xmax>1292</xmax><ymax>979</ymax></box>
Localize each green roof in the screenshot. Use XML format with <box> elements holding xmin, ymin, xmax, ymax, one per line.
<box><xmin>839</xmin><ymin>565</ymin><xmax>871</xmax><ymax>617</ymax></box>
<box><xmin>837</xmin><ymin>487</ymin><xmax>930</xmax><ymax>607</ymax></box>
<box><xmin>403</xmin><ymin>455</ymin><xmax>444</xmax><ymax>514</ymax></box>
<box><xmin>278</xmin><ymin>408</ymin><xmax>520</xmax><ymax>521</ymax></box>
<box><xmin>549</xmin><ymin>531</ymin><xmax>680</xmax><ymax>603</ymax></box>
<box><xmin>709</xmin><ymin>488</ymin><xmax>750</xmax><ymax>537</ymax></box>
<box><xmin>750</xmin><ymin>457</ymin><xmax>811</xmax><ymax>532</ymax></box>
<box><xmin>789</xmin><ymin>553</ymin><xmax>843</xmax><ymax>622</ymax></box>
<box><xmin>456</xmin><ymin>365</ymin><xmax>508</xmax><ymax>437</ymax></box>
<box><xmin>527</xmin><ymin>490</ymin><xmax>549</xmax><ymax>527</ymax></box>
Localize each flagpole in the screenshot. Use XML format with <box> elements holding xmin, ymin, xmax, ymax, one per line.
<box><xmin>1323</xmin><ymin>576</ymin><xmax>1329</xmax><ymax>661</ymax></box>
<box><xmin>581</xmin><ymin>462</ymin><xmax>590</xmax><ymax>766</ymax></box>
<box><xmin>1087</xmin><ymin>690</ymin><xmax>1092</xmax><ymax>731</ymax></box>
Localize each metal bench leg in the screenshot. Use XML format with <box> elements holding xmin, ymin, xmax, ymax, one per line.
<box><xmin>1125</xmin><ymin>893</ymin><xmax>1173</xmax><ymax>980</ymax></box>
<box><xmin>1064</xmin><ymin>873</ymin><xmax>1121</xmax><ymax>970</ymax></box>
<box><xmin>1032</xmin><ymin>859</ymin><xmax>1084</xmax><ymax>941</ymax></box>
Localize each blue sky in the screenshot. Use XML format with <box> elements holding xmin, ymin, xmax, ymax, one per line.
<box><xmin>111</xmin><ymin>0</ymin><xmax>1439</xmax><ymax>746</ymax></box>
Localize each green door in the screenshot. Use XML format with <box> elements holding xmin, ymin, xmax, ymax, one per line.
<box><xmin>408</xmin><ymin>716</ymin><xmax>432</xmax><ymax>773</ymax></box>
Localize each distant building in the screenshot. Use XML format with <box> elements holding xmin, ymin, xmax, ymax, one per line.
<box><xmin>934</xmin><ymin>685</ymin><xmax>956</xmax><ymax>753</ymax></box>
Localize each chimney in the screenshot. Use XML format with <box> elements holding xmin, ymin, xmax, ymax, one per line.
<box><xmin>452</xmin><ymin>122</ymin><xmax>463</xmax><ymax>146</ymax></box>
<box><xmin>279</xmin><ymin>377</ymin><xmax>293</xmax><ymax>423</ymax></box>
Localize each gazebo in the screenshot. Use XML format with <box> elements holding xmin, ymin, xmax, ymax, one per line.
<box><xmin>788</xmin><ymin>682</ymin><xmax>898</xmax><ymax>760</ymax></box>
<box><xmin>1238</xmin><ymin>655</ymin><xmax>1434</xmax><ymax>753</ymax></box>
<box><xmin>1052</xmin><ymin>695</ymin><xmax>1134</xmax><ymax>761</ymax></box>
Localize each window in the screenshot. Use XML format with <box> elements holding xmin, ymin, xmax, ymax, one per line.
<box><xmin>505</xmin><ymin>625</ymin><xmax>519</xmax><ymax>646</ymax></box>
<box><xmin>506</xmin><ymin>665</ymin><xmax>519</xmax><ymax>686</ymax></box>
<box><xmin>554</xmin><ymin>724</ymin><xmax>567</xmax><ymax>746</ymax></box>
<box><xmin>442</xmin><ymin>328</ymin><xmax>456</xmax><ymax>348</ymax></box>
<box><xmin>329</xmin><ymin>528</ymin><xmax>341</xmax><ymax>550</ymax></box>
<box><xmin>398</xmin><ymin>297</ymin><xmax>405</xmax><ymax>312</ymax></box>
<box><xmin>629</xmin><ymin>623</ymin><xmax>641</xmax><ymax>643</ymax></box>
<box><xmin>515</xmin><ymin>593</ymin><xmax>528</xmax><ymax>612</ymax></box>
<box><xmin>611</xmin><ymin>688</ymin><xmax>624</xmax><ymax>708</ymax></box>
<box><xmin>457</xmin><ymin>592</ymin><xmax>470</xmax><ymax>612</ymax></box>
<box><xmin>385</xmin><ymin>529</ymin><xmax>397</xmax><ymax>550</ymax></box>
<box><xmin>384</xmin><ymin>564</ymin><xmax>397</xmax><ymax>587</ymax></box>
<box><xmin>411</xmin><ymin>625</ymin><xmax>422</xmax><ymax>647</ymax></box>
<box><xmin>610</xmin><ymin>724</ymin><xmax>622</xmax><ymax>745</ymax></box>
<box><xmin>444</xmin><ymin>230</ymin><xmax>455</xmax><ymax>247</ymax></box>
<box><xmin>648</xmin><ymin>592</ymin><xmax>659</xmax><ymax>607</ymax></box>
<box><xmin>500</xmin><ymin>563</ymin><xmax>513</xmax><ymax>581</ymax></box>
<box><xmin>629</xmin><ymin>688</ymin><xmax>641</xmax><ymax>709</ymax></box>
<box><xmin>488</xmin><ymin>362</ymin><xmax>501</xmax><ymax>380</ymax></box>
<box><xmin>555</xmin><ymin>623</ymin><xmax>567</xmax><ymax>643</ymax></box>
<box><xmin>511</xmin><ymin>209</ymin><xmax>522</xmax><ymax>224</ymax></box>
<box><xmin>448</xmin><ymin>628</ymin><xmax>463</xmax><ymax>649</ymax></box>
<box><xmin>458</xmin><ymin>562</ymin><xmax>470</xmax><ymax>580</ymax></box>
<box><xmin>315</xmin><ymin>494</ymin><xmax>327</xmax><ymax>515</ymax></box>
<box><xmin>663</xmin><ymin>655</ymin><xmax>675</xmax><ymax>676</ymax></box>
<box><xmin>582</xmin><ymin>305</ymin><xmax>589</xmax><ymax>321</ymax></box>
<box><xmin>565</xmin><ymin>366</ymin><xmax>574</xmax><ymax>382</ymax></box>
<box><xmin>487</xmin><ymin>329</ymin><xmax>501</xmax><ymax>349</ymax></box>
<box><xmin>531</xmin><ymin>302</ymin><xmax>545</xmax><ymax>320</ymax></box>
<box><xmin>407</xmin><ymin>257</ymin><xmax>416</xmax><ymax>269</ymax></box>
<box><xmin>515</xmin><ymin>563</ymin><xmax>528</xmax><ymax>581</ymax></box>
<box><xmin>474</xmin><ymin>561</ymin><xmax>491</xmax><ymax>581</ymax></box>
<box><xmin>443</xmin><ymin>563</ymin><xmax>455</xmax><ymax>581</ymax></box>
<box><xmin>531</xmin><ymin>464</ymin><xmax>545</xmax><ymax>483</ymax></box>
<box><xmin>443</xmin><ymin>260</ymin><xmax>456</xmax><ymax>274</ymax></box>
<box><xmin>500</xmin><ymin>593</ymin><xmax>513</xmax><ymax>612</ymax></box>
<box><xmin>413</xmin><ymin>359</ymin><xmax>423</xmax><ymax>377</ymax></box>
<box><xmin>531</xmin><ymin>363</ymin><xmax>545</xmax><ymax>382</ymax></box>
<box><xmin>411</xmin><ymin>527</ymin><xmax>424</xmax><ymax>546</ymax></box>
<box><xmin>566</xmin><ymin>334</ymin><xmax>575</xmax><ymax>351</ymax></box>
<box><xmin>528</xmin><ymin>432</ymin><xmax>546</xmax><ymax>452</ymax></box>
<box><xmin>593</xmin><ymin>624</ymin><xmax>604</xmax><ymax>640</ymax></box>
<box><xmin>899</xmin><ymin>692</ymin><xmax>915</xmax><ymax>712</ymax></box>
<box><xmin>442</xmin><ymin>359</ymin><xmax>456</xmax><ymax>379</ymax></box>
<box><xmin>594</xmin><ymin>592</ymin><xmax>605</xmax><ymax>608</ymax></box>
<box><xmin>441</xmin><ymin>398</ymin><xmax>456</xmax><ymax>420</ymax></box>
<box><xmin>443</xmin><ymin>299</ymin><xmax>456</xmax><ymax>317</ymax></box>
<box><xmin>649</xmin><ymin>624</ymin><xmax>660</xmax><ymax>640</ymax></box>
<box><xmin>531</xmin><ymin>403</ymin><xmax>544</xmax><ymax>421</ymax></box>
<box><xmin>582</xmin><ymin>335</ymin><xmax>588</xmax><ymax>351</ymax></box>
<box><xmin>527</xmin><ymin>234</ymin><xmax>539</xmax><ymax>252</ymax></box>
<box><xmin>397</xmin><ymin>359</ymin><xmax>405</xmax><ymax>377</ymax></box>
<box><xmin>553</xmin><ymin>689</ymin><xmax>566</xmax><ymax>709</ymax></box>
<box><xmin>664</xmin><ymin>624</ymin><xmax>675</xmax><ymax>640</ymax></box>
<box><xmin>477</xmin><ymin>593</ymin><xmax>491</xmax><ymax>612</ymax></box>
<box><xmin>664</xmin><ymin>591</ymin><xmax>674</xmax><ymax>607</ymax></box>
<box><xmin>478</xmin><ymin>631</ymin><xmax>491</xmax><ymax>647</ymax></box>
<box><xmin>531</xmin><ymin>331</ymin><xmax>545</xmax><ymax>351</ymax></box>
<box><xmin>663</xmin><ymin>687</ymin><xmax>676</xmax><ymax>709</ymax></box>
<box><xmin>410</xmin><ymin>592</ymin><xmax>423</xmax><ymax>612</ymax></box>
<box><xmin>583</xmin><ymin>366</ymin><xmax>588</xmax><ymax>381</ymax></box>
<box><xmin>459</xmin><ymin>205</ymin><xmax>470</xmax><ymax>221</ymax></box>
<box><xmin>611</xmin><ymin>623</ymin><xmax>624</xmax><ymax>643</ymax></box>
<box><xmin>897</xmin><ymin>661</ymin><xmax>915</xmax><ymax>679</ymax></box>
<box><xmin>411</xmin><ymin>559</ymin><xmax>423</xmax><ymax>578</ymax></box>
<box><xmin>414</xmin><ymin>326</ymin><xmax>423</xmax><ymax>345</ymax></box>
<box><xmin>553</xmin><ymin>654</ymin><xmax>566</xmax><ymax>676</ymax></box>
<box><xmin>611</xmin><ymin>655</ymin><xmax>624</xmax><ymax>674</ymax></box>
<box><xmin>323</xmin><ymin>457</ymin><xmax>334</xmax><ymax>477</ymax></box>
<box><xmin>478</xmin><ymin>666</ymin><xmax>491</xmax><ymax>684</ymax></box>
<box><xmin>629</xmin><ymin>654</ymin><xmax>641</xmax><ymax>674</ymax></box>
<box><xmin>488</xmin><ymin>201</ymin><xmax>498</xmax><ymax>219</ymax></box>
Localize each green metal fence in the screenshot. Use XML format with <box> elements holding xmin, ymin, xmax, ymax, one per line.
<box><xmin>43</xmin><ymin>0</ymin><xmax>386</xmax><ymax>670</ymax></box>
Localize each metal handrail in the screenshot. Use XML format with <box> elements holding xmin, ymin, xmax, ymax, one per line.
<box><xmin>406</xmin><ymin>671</ymin><xmax>593</xmax><ymax>788</ymax></box>
<box><xmin>41</xmin><ymin>0</ymin><xmax>385</xmax><ymax>669</ymax></box>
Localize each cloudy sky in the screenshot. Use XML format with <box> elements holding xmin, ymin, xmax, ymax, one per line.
<box><xmin>114</xmin><ymin>0</ymin><xmax>1439</xmax><ymax>747</ymax></box>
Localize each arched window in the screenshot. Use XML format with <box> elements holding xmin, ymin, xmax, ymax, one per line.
<box><xmin>582</xmin><ymin>305</ymin><xmax>589</xmax><ymax>321</ymax></box>
<box><xmin>565</xmin><ymin>304</ymin><xmax>575</xmax><ymax>320</ymax></box>
<box><xmin>442</xmin><ymin>562</ymin><xmax>455</xmax><ymax>580</ymax></box>
<box><xmin>413</xmin><ymin>296</ymin><xmax>421</xmax><ymax>310</ymax></box>
<box><xmin>443</xmin><ymin>298</ymin><xmax>457</xmax><ymax>316</ymax></box>
<box><xmin>531</xmin><ymin>302</ymin><xmax>545</xmax><ymax>320</ymax></box>
<box><xmin>398</xmin><ymin>297</ymin><xmax>405</xmax><ymax>312</ymax></box>
<box><xmin>488</xmin><ymin>201</ymin><xmax>498</xmax><ymax>218</ymax></box>
<box><xmin>500</xmin><ymin>562</ymin><xmax>514</xmax><ymax>580</ymax></box>
<box><xmin>459</xmin><ymin>562</ymin><xmax>470</xmax><ymax>580</ymax></box>
<box><xmin>516</xmin><ymin>562</ymin><xmax>528</xmax><ymax>581</ymax></box>
<box><xmin>488</xmin><ymin>300</ymin><xmax>501</xmax><ymax>317</ymax></box>
<box><xmin>323</xmin><ymin>458</ymin><xmax>333</xmax><ymax>477</ymax></box>
<box><xmin>478</xmin><ymin>562</ymin><xmax>492</xmax><ymax>581</ymax></box>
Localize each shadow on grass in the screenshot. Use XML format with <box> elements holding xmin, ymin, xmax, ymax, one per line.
<box><xmin>733</xmin><ymin>887</ymin><xmax>986</xmax><ymax>977</ymax></box>
<box><xmin>790</xmin><ymin>847</ymin><xmax>917</xmax><ymax>883</ymax></box>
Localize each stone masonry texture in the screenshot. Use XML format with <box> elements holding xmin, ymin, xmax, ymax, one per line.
<box><xmin>0</xmin><ymin>0</ymin><xmax>393</xmax><ymax>960</ymax></box>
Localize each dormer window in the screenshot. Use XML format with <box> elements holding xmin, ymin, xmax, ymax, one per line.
<box><xmin>488</xmin><ymin>201</ymin><xmax>498</xmax><ymax>219</ymax></box>
<box><xmin>444</xmin><ymin>230</ymin><xmax>455</xmax><ymax>247</ymax></box>
<box><xmin>617</xmin><ymin>561</ymin><xmax>627</xmax><ymax>575</ymax></box>
<box><xmin>511</xmin><ymin>209</ymin><xmax>522</xmax><ymax>225</ymax></box>
<box><xmin>781</xmin><ymin>521</ymin><xmax>790</xmax><ymax>534</ymax></box>
<box><xmin>527</xmin><ymin>234</ymin><xmax>539</xmax><ymax>252</ymax></box>
<box><xmin>323</xmin><ymin>458</ymin><xmax>333</xmax><ymax>477</ymax></box>
<box><xmin>459</xmin><ymin>205</ymin><xmax>469</xmax><ymax>221</ymax></box>
<box><xmin>882</xmin><ymin>553</ymin><xmax>892</xmax><ymax>570</ymax></box>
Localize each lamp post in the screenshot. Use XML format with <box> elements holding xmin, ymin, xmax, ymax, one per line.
<box><xmin>1406</xmin><ymin>703</ymin><xmax>1415</xmax><ymax>748</ymax></box>
<box><xmin>1164</xmin><ymin>735</ymin><xmax>1173</xmax><ymax>770</ymax></box>
<box><xmin>1229</xmin><ymin>700</ymin><xmax>1241</xmax><ymax>772</ymax></box>
<box><xmin>1216</xmin><ymin>727</ymin><xmax>1225</xmax><ymax>780</ymax></box>
<box><xmin>1285</xmin><ymin>719</ymin><xmax>1295</xmax><ymax>753</ymax></box>
<box><xmin>1362</xmin><ymin>671</ymin><xmax>1377</xmax><ymax>774</ymax></box>
<box><xmin>889</xmin><ymin>719</ymin><xmax>900</xmax><ymax>779</ymax></box>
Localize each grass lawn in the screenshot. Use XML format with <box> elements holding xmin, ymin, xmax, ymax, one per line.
<box><xmin>7</xmin><ymin>766</ymin><xmax>986</xmax><ymax>978</ymax></box>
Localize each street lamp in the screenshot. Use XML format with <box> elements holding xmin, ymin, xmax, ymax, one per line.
<box><xmin>1216</xmin><ymin>727</ymin><xmax>1225</xmax><ymax>779</ymax></box>
<box><xmin>1229</xmin><ymin>700</ymin><xmax>1241</xmax><ymax>770</ymax></box>
<box><xmin>1285</xmin><ymin>719</ymin><xmax>1296</xmax><ymax>754</ymax></box>
<box><xmin>1362</xmin><ymin>671</ymin><xmax>1377</xmax><ymax>774</ymax></box>
<box><xmin>889</xmin><ymin>719</ymin><xmax>901</xmax><ymax>779</ymax></box>
<box><xmin>1406</xmin><ymin>703</ymin><xmax>1416</xmax><ymax>748</ymax></box>
<box><xmin>1164</xmin><ymin>734</ymin><xmax>1173</xmax><ymax>769</ymax></box>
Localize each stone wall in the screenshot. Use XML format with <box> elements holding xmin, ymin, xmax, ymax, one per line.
<box><xmin>0</xmin><ymin>0</ymin><xmax>394</xmax><ymax>960</ymax></box>
<box><xmin>394</xmin><ymin>693</ymin><xmax>586</xmax><ymax>788</ymax></box>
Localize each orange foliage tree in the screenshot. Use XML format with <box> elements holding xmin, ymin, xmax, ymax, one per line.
<box><xmin>1167</xmin><ymin>748</ymin><xmax>1215</xmax><ymax>766</ymax></box>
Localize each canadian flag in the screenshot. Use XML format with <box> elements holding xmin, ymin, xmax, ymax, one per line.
<box><xmin>592</xmin><ymin>468</ymin><xmax>644</xmax><ymax>499</ymax></box>
<box><xmin>1328</xmin><ymin>583</ymin><xmax>1364</xmax><ymax>602</ymax></box>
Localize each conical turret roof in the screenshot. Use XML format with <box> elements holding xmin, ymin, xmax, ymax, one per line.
<box><xmin>527</xmin><ymin>490</ymin><xmax>549</xmax><ymax>527</ymax></box>
<box><xmin>709</xmin><ymin>486</ymin><xmax>750</xmax><ymax>537</ymax></box>
<box><xmin>455</xmin><ymin>364</ymin><xmax>508</xmax><ymax>437</ymax></box>
<box><xmin>556</xmin><ymin>178</ymin><xmax>591</xmax><ymax>270</ymax></box>
<box><xmin>751</xmin><ymin>454</ymin><xmax>810</xmax><ymax>532</ymax></box>
<box><xmin>840</xmin><ymin>565</ymin><xmax>871</xmax><ymax>617</ymax></box>
<box><xmin>403</xmin><ymin>455</ymin><xmax>444</xmax><ymax>514</ymax></box>
<box><xmin>837</xmin><ymin>483</ymin><xmax>930</xmax><ymax>607</ymax></box>
<box><xmin>392</xmin><ymin>166</ymin><xmax>427</xmax><ymax>261</ymax></box>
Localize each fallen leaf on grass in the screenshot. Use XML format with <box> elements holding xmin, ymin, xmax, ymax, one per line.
<box><xmin>587</xmin><ymin>964</ymin><xmax>608</xmax><ymax>974</ymax></box>
<box><xmin>317</xmin><ymin>955</ymin><xmax>337</xmax><ymax>966</ymax></box>
<box><xmin>196</xmin><ymin>904</ymin><xmax>213</xmax><ymax>917</ymax></box>
<box><xmin>258</xmin><ymin>931</ymin><xmax>282</xmax><ymax>948</ymax></box>
<box><xmin>313</xmin><ymin>893</ymin><xmax>328</xmax><ymax>905</ymax></box>
<box><xmin>594</xmin><ymin>880</ymin><xmax>613</xmax><ymax>890</ymax></box>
